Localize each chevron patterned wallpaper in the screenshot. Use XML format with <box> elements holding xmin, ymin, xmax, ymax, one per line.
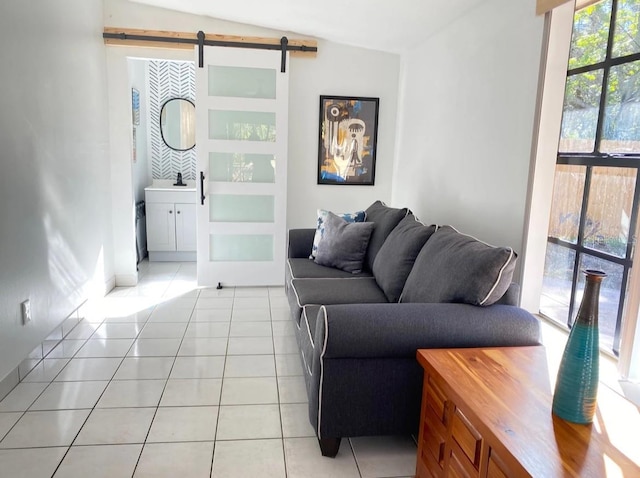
<box><xmin>148</xmin><ymin>60</ymin><xmax>196</xmax><ymax>180</ymax></box>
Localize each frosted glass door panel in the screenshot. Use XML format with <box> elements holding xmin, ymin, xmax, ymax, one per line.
<box><xmin>208</xmin><ymin>110</ymin><xmax>276</xmax><ymax>141</ymax></box>
<box><xmin>210</xmin><ymin>152</ymin><xmax>275</xmax><ymax>183</ymax></box>
<box><xmin>210</xmin><ymin>235</ymin><xmax>274</xmax><ymax>262</ymax></box>
<box><xmin>208</xmin><ymin>66</ymin><xmax>276</xmax><ymax>99</ymax></box>
<box><xmin>210</xmin><ymin>195</ymin><xmax>274</xmax><ymax>223</ymax></box>
<box><xmin>196</xmin><ymin>46</ymin><xmax>288</xmax><ymax>286</ymax></box>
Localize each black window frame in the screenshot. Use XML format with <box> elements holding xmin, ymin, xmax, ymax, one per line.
<box><xmin>545</xmin><ymin>0</ymin><xmax>640</xmax><ymax>355</ymax></box>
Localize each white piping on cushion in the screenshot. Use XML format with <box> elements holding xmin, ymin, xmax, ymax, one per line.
<box><xmin>300</xmin><ymin>344</ymin><xmax>313</xmax><ymax>376</ymax></box>
<box><xmin>317</xmin><ymin>305</ymin><xmax>329</xmax><ymax>439</ymax></box>
<box><xmin>445</xmin><ymin>224</ymin><xmax>504</xmax><ymax>249</ymax></box>
<box><xmin>287</xmin><ymin>259</ymin><xmax>295</xmax><ymax>280</ymax></box>
<box><xmin>292</xmin><ymin>277</ymin><xmax>377</xmax><ymax>313</ymax></box>
<box><xmin>297</xmin><ymin>276</ymin><xmax>374</xmax><ymax>280</ymax></box>
<box><xmin>291</xmin><ymin>280</ymin><xmax>304</xmax><ymax>309</ymax></box>
<box><xmin>374</xmin><ymin>200</ymin><xmax>410</xmax><ymax>218</ymax></box>
<box><xmin>480</xmin><ymin>248</ymin><xmax>515</xmax><ymax>306</ymax></box>
<box><xmin>303</xmin><ymin>307</ymin><xmax>315</xmax><ymax>348</ymax></box>
<box><xmin>442</xmin><ymin>225</ymin><xmax>515</xmax><ymax>306</ymax></box>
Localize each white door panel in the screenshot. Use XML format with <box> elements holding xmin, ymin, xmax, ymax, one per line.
<box><xmin>196</xmin><ymin>46</ymin><xmax>288</xmax><ymax>287</ymax></box>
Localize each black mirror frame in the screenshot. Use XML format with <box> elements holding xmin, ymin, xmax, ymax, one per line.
<box><xmin>160</xmin><ymin>98</ymin><xmax>196</xmax><ymax>152</ymax></box>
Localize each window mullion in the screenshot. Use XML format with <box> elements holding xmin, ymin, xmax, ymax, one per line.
<box><xmin>568</xmin><ymin>165</ymin><xmax>594</xmax><ymax>326</ymax></box>
<box><xmin>615</xmin><ymin>176</ymin><xmax>640</xmax><ymax>354</ymax></box>
<box><xmin>593</xmin><ymin>0</ymin><xmax>618</xmax><ymax>153</ymax></box>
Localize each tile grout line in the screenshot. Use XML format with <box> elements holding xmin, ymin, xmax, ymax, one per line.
<box><xmin>269</xmin><ymin>289</ymin><xmax>289</xmax><ymax>478</ymax></box>
<box><xmin>131</xmin><ymin>274</ymin><xmax>199</xmax><ymax>478</ymax></box>
<box><xmin>209</xmin><ymin>285</ymin><xmax>235</xmax><ymax>478</ymax></box>
<box><xmin>2</xmin><ymin>266</ymin><xmax>413</xmax><ymax>477</ymax></box>
<box><xmin>51</xmin><ymin>303</ymin><xmax>159</xmax><ymax>478</ymax></box>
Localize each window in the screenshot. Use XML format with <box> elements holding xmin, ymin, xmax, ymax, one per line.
<box><xmin>540</xmin><ymin>0</ymin><xmax>640</xmax><ymax>355</ymax></box>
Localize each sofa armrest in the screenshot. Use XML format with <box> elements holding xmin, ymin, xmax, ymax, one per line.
<box><xmin>316</xmin><ymin>303</ymin><xmax>540</xmax><ymax>359</ymax></box>
<box><xmin>288</xmin><ymin>228</ymin><xmax>316</xmax><ymax>258</ymax></box>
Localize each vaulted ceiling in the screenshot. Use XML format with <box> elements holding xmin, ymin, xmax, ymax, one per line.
<box><xmin>130</xmin><ymin>0</ymin><xmax>485</xmax><ymax>53</ymax></box>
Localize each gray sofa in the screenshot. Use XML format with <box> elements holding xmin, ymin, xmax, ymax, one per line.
<box><xmin>285</xmin><ymin>201</ymin><xmax>541</xmax><ymax>457</ymax></box>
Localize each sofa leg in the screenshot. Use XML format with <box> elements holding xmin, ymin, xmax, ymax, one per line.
<box><xmin>318</xmin><ymin>437</ymin><xmax>341</xmax><ymax>457</ymax></box>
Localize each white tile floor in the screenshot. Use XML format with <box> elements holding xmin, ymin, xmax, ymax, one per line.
<box><xmin>0</xmin><ymin>261</ymin><xmax>416</xmax><ymax>478</ymax></box>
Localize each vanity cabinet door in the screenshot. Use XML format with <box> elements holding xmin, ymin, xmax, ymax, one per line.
<box><xmin>176</xmin><ymin>203</ymin><xmax>196</xmax><ymax>252</ymax></box>
<box><xmin>146</xmin><ymin>202</ymin><xmax>176</xmax><ymax>251</ymax></box>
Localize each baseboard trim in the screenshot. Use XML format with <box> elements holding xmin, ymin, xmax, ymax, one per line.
<box><xmin>0</xmin><ymin>369</ymin><xmax>19</xmax><ymax>402</ymax></box>
<box><xmin>105</xmin><ymin>275</ymin><xmax>117</xmax><ymax>294</ymax></box>
<box><xmin>115</xmin><ymin>273</ymin><xmax>137</xmax><ymax>287</ymax></box>
<box><xmin>0</xmin><ymin>301</ymin><xmax>88</xmax><ymax>401</ymax></box>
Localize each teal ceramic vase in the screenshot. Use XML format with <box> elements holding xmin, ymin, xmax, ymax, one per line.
<box><xmin>552</xmin><ymin>269</ymin><xmax>606</xmax><ymax>424</ymax></box>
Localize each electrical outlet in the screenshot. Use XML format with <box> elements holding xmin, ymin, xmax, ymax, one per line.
<box><xmin>21</xmin><ymin>300</ymin><xmax>31</xmax><ymax>325</ymax></box>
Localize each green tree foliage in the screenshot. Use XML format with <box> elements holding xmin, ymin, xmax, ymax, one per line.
<box><xmin>561</xmin><ymin>0</ymin><xmax>640</xmax><ymax>150</ymax></box>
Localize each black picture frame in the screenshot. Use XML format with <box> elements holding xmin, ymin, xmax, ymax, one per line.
<box><xmin>317</xmin><ymin>95</ymin><xmax>379</xmax><ymax>185</ymax></box>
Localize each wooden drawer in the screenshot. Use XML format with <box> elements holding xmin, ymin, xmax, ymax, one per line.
<box><xmin>448</xmin><ymin>445</ymin><xmax>475</xmax><ymax>478</ymax></box>
<box><xmin>451</xmin><ymin>408</ymin><xmax>483</xmax><ymax>470</ymax></box>
<box><xmin>426</xmin><ymin>376</ymin><xmax>449</xmax><ymax>425</ymax></box>
<box><xmin>418</xmin><ymin>446</ymin><xmax>444</xmax><ymax>478</ymax></box>
<box><xmin>487</xmin><ymin>449</ymin><xmax>510</xmax><ymax>478</ymax></box>
<box><xmin>422</xmin><ymin>422</ymin><xmax>446</xmax><ymax>468</ymax></box>
<box><xmin>423</xmin><ymin>400</ymin><xmax>447</xmax><ymax>439</ymax></box>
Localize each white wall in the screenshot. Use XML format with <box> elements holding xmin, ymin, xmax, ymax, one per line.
<box><xmin>392</xmin><ymin>0</ymin><xmax>545</xmax><ymax>277</ymax></box>
<box><xmin>104</xmin><ymin>0</ymin><xmax>400</xmax><ymax>281</ymax></box>
<box><xmin>288</xmin><ymin>41</ymin><xmax>400</xmax><ymax>227</ymax></box>
<box><xmin>0</xmin><ymin>1</ymin><xmax>113</xmax><ymax>382</ymax></box>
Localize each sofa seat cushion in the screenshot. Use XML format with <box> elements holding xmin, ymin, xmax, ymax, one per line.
<box><xmin>364</xmin><ymin>201</ymin><xmax>409</xmax><ymax>271</ymax></box>
<box><xmin>291</xmin><ymin>277</ymin><xmax>389</xmax><ymax>311</ymax></box>
<box><xmin>400</xmin><ymin>225</ymin><xmax>517</xmax><ymax>306</ymax></box>
<box><xmin>372</xmin><ymin>215</ymin><xmax>437</xmax><ymax>303</ymax></box>
<box><xmin>301</xmin><ymin>305</ymin><xmax>322</xmax><ymax>343</ymax></box>
<box><xmin>288</xmin><ymin>258</ymin><xmax>373</xmax><ymax>281</ymax></box>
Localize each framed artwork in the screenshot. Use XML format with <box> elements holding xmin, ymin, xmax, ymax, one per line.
<box><xmin>317</xmin><ymin>95</ymin><xmax>379</xmax><ymax>185</ymax></box>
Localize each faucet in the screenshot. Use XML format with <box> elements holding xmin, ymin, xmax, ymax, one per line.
<box><xmin>174</xmin><ymin>172</ymin><xmax>186</xmax><ymax>186</ymax></box>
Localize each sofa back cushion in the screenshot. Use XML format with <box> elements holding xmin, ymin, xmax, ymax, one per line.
<box><xmin>372</xmin><ymin>215</ymin><xmax>437</xmax><ymax>302</ymax></box>
<box><xmin>400</xmin><ymin>225</ymin><xmax>517</xmax><ymax>306</ymax></box>
<box><xmin>314</xmin><ymin>212</ymin><xmax>375</xmax><ymax>274</ymax></box>
<box><xmin>364</xmin><ymin>200</ymin><xmax>408</xmax><ymax>271</ymax></box>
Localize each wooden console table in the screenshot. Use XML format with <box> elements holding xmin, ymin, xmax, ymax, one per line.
<box><xmin>416</xmin><ymin>346</ymin><xmax>640</xmax><ymax>477</ymax></box>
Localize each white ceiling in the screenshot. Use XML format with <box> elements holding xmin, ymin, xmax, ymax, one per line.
<box><xmin>131</xmin><ymin>0</ymin><xmax>485</xmax><ymax>54</ymax></box>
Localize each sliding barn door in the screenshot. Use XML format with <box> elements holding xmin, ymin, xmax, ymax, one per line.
<box><xmin>195</xmin><ymin>46</ymin><xmax>289</xmax><ymax>287</ymax></box>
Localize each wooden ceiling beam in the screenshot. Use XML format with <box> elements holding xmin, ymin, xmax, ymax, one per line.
<box><xmin>537</xmin><ymin>0</ymin><xmax>604</xmax><ymax>15</ymax></box>
<box><xmin>103</xmin><ymin>27</ymin><xmax>318</xmax><ymax>58</ymax></box>
<box><xmin>536</xmin><ymin>0</ymin><xmax>572</xmax><ymax>16</ymax></box>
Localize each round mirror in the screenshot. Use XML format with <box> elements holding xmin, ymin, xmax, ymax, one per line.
<box><xmin>160</xmin><ymin>98</ymin><xmax>196</xmax><ymax>151</ymax></box>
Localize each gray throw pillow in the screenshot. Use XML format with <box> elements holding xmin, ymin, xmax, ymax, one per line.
<box><xmin>309</xmin><ymin>209</ymin><xmax>366</xmax><ymax>259</ymax></box>
<box><xmin>314</xmin><ymin>212</ymin><xmax>375</xmax><ymax>274</ymax></box>
<box><xmin>400</xmin><ymin>225</ymin><xmax>517</xmax><ymax>306</ymax></box>
<box><xmin>372</xmin><ymin>215</ymin><xmax>437</xmax><ymax>302</ymax></box>
<box><xmin>364</xmin><ymin>200</ymin><xmax>409</xmax><ymax>271</ymax></box>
